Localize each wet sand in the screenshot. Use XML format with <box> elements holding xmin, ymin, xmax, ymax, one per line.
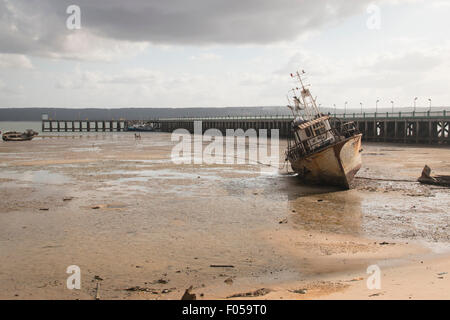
<box><xmin>0</xmin><ymin>133</ymin><xmax>449</xmax><ymax>299</ymax></box>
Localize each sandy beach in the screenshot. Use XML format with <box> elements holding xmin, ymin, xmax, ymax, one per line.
<box><xmin>0</xmin><ymin>132</ymin><xmax>449</xmax><ymax>300</ymax></box>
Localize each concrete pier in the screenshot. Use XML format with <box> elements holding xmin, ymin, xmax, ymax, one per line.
<box><xmin>41</xmin><ymin>111</ymin><xmax>449</xmax><ymax>144</ymax></box>
<box><xmin>42</xmin><ymin>120</ymin><xmax>130</xmax><ymax>132</ymax></box>
<box><xmin>158</xmin><ymin>111</ymin><xmax>449</xmax><ymax>144</ymax></box>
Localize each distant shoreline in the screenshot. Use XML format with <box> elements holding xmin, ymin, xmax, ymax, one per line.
<box><xmin>1</xmin><ymin>106</ymin><xmax>448</xmax><ymax>121</ymax></box>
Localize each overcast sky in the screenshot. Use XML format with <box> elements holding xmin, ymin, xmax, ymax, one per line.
<box><xmin>1</xmin><ymin>0</ymin><xmax>450</xmax><ymax>109</ymax></box>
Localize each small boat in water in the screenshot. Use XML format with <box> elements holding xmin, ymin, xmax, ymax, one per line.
<box><xmin>285</xmin><ymin>71</ymin><xmax>363</xmax><ymax>189</ymax></box>
<box><xmin>2</xmin><ymin>129</ymin><xmax>39</xmax><ymax>141</ymax></box>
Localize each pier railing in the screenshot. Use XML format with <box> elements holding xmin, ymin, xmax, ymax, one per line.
<box><xmin>332</xmin><ymin>110</ymin><xmax>449</xmax><ymax>119</ymax></box>
<box><xmin>158</xmin><ymin>110</ymin><xmax>449</xmax><ymax>121</ymax></box>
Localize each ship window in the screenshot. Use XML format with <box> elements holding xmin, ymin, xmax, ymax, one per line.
<box><xmin>314</xmin><ymin>123</ymin><xmax>326</xmax><ymax>135</ymax></box>
<box><xmin>305</xmin><ymin>128</ymin><xmax>312</xmax><ymax>137</ymax></box>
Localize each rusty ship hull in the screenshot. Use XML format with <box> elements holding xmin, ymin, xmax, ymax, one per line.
<box><xmin>290</xmin><ymin>133</ymin><xmax>362</xmax><ymax>189</ymax></box>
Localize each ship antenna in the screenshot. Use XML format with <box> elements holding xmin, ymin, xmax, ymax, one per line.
<box><xmin>286</xmin><ymin>95</ymin><xmax>296</xmax><ymax>117</ymax></box>
<box><xmin>290</xmin><ymin>70</ymin><xmax>321</xmax><ymax>119</ymax></box>
<box><xmin>296</xmin><ymin>70</ymin><xmax>307</xmax><ymax>91</ymax></box>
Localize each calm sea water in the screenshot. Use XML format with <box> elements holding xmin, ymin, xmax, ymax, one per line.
<box><xmin>0</xmin><ymin>121</ymin><xmax>42</xmax><ymax>133</ymax></box>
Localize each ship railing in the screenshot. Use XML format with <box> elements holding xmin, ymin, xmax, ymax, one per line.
<box><xmin>287</xmin><ymin>121</ymin><xmax>360</xmax><ymax>160</ymax></box>
<box><xmin>287</xmin><ymin>128</ymin><xmax>337</xmax><ymax>160</ymax></box>
<box><xmin>335</xmin><ymin>121</ymin><xmax>359</xmax><ymax>138</ymax></box>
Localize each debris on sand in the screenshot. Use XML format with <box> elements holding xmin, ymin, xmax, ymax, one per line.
<box><xmin>378</xmin><ymin>241</ymin><xmax>394</xmax><ymax>245</ymax></box>
<box><xmin>152</xmin><ymin>279</ymin><xmax>169</xmax><ymax>284</ymax></box>
<box><xmin>210</xmin><ymin>264</ymin><xmax>234</xmax><ymax>268</ymax></box>
<box><xmin>227</xmin><ymin>288</ymin><xmax>271</xmax><ymax>298</ymax></box>
<box><xmin>125</xmin><ymin>286</ymin><xmax>149</xmax><ymax>292</ymax></box>
<box><xmin>289</xmin><ymin>288</ymin><xmax>307</xmax><ymax>294</ymax></box>
<box><xmin>125</xmin><ymin>286</ymin><xmax>159</xmax><ymax>294</ymax></box>
<box><xmin>95</xmin><ymin>282</ymin><xmax>101</xmax><ymax>300</ymax></box>
<box><xmin>347</xmin><ymin>277</ymin><xmax>364</xmax><ymax>282</ymax></box>
<box><xmin>39</xmin><ymin>208</ymin><xmax>49</xmax><ymax>211</ymax></box>
<box><xmin>418</xmin><ymin>165</ymin><xmax>450</xmax><ymax>187</ymax></box>
<box><xmin>224</xmin><ymin>277</ymin><xmax>233</xmax><ymax>285</ymax></box>
<box><xmin>181</xmin><ymin>286</ymin><xmax>196</xmax><ymax>300</ymax></box>
<box><xmin>369</xmin><ymin>292</ymin><xmax>383</xmax><ymax>297</ymax></box>
<box><xmin>63</xmin><ymin>197</ymin><xmax>73</xmax><ymax>201</ymax></box>
<box><xmin>90</xmin><ymin>203</ymin><xmax>126</xmax><ymax>210</ymax></box>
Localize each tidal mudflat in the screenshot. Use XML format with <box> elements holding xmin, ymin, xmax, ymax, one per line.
<box><xmin>0</xmin><ymin>133</ymin><xmax>449</xmax><ymax>299</ymax></box>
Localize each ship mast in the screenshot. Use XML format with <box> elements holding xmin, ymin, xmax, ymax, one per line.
<box><xmin>288</xmin><ymin>71</ymin><xmax>322</xmax><ymax>121</ymax></box>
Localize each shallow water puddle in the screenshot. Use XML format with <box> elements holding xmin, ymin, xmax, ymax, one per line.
<box><xmin>99</xmin><ymin>169</ymin><xmax>222</xmax><ymax>181</ymax></box>
<box><xmin>0</xmin><ymin>170</ymin><xmax>72</xmax><ymax>185</ymax></box>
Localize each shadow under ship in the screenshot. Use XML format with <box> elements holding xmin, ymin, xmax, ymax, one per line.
<box><xmin>285</xmin><ymin>71</ymin><xmax>363</xmax><ymax>189</ymax></box>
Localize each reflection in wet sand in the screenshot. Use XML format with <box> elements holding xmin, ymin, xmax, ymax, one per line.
<box><xmin>289</xmin><ymin>189</ymin><xmax>362</xmax><ymax>235</ymax></box>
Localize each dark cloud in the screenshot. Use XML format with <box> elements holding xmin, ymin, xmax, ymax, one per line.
<box><xmin>0</xmin><ymin>0</ymin><xmax>374</xmax><ymax>57</ymax></box>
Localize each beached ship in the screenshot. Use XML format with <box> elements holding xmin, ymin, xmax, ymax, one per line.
<box><xmin>2</xmin><ymin>129</ymin><xmax>39</xmax><ymax>141</ymax></box>
<box><xmin>285</xmin><ymin>71</ymin><xmax>363</xmax><ymax>189</ymax></box>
